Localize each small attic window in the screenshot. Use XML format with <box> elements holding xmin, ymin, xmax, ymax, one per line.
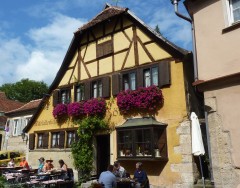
<box><xmin>96</xmin><ymin>40</ymin><xmax>113</xmax><ymax>58</ymax></box>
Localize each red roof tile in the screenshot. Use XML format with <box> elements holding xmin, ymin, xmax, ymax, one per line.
<box><xmin>0</xmin><ymin>92</ymin><xmax>25</xmax><ymax>112</ymax></box>
<box><xmin>5</xmin><ymin>99</ymin><xmax>41</xmax><ymax>114</ymax></box>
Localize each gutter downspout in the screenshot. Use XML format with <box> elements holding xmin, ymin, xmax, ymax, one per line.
<box><xmin>172</xmin><ymin>0</ymin><xmax>198</xmax><ymax>81</ymax></box>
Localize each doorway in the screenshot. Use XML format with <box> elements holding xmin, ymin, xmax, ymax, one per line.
<box><xmin>96</xmin><ymin>134</ymin><xmax>110</xmax><ymax>177</ymax></box>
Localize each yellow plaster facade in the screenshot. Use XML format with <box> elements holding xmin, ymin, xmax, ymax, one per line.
<box><xmin>27</xmin><ymin>10</ymin><xmax>194</xmax><ymax>187</ymax></box>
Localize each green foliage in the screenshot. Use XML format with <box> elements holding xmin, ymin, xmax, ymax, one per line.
<box><xmin>0</xmin><ymin>78</ymin><xmax>48</xmax><ymax>103</ymax></box>
<box><xmin>71</xmin><ymin>116</ymin><xmax>108</xmax><ymax>183</ymax></box>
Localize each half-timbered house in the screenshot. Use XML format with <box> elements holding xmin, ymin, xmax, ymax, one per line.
<box><xmin>24</xmin><ymin>4</ymin><xmax>201</xmax><ymax>187</ymax></box>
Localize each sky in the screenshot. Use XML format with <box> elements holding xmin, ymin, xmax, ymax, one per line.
<box><xmin>0</xmin><ymin>0</ymin><xmax>192</xmax><ymax>86</ymax></box>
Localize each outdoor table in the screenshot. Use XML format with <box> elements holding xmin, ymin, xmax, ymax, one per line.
<box><xmin>116</xmin><ymin>178</ymin><xmax>135</xmax><ymax>188</ymax></box>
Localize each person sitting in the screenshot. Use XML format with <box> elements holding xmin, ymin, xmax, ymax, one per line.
<box><xmin>99</xmin><ymin>165</ymin><xmax>117</xmax><ymax>188</ymax></box>
<box><xmin>8</xmin><ymin>157</ymin><xmax>15</xmax><ymax>168</ymax></box>
<box><xmin>58</xmin><ymin>159</ymin><xmax>69</xmax><ymax>180</ymax></box>
<box><xmin>19</xmin><ymin>157</ymin><xmax>30</xmax><ymax>170</ymax></box>
<box><xmin>113</xmin><ymin>161</ymin><xmax>126</xmax><ymax>178</ymax></box>
<box><xmin>133</xmin><ymin>162</ymin><xmax>149</xmax><ymax>188</ymax></box>
<box><xmin>43</xmin><ymin>159</ymin><xmax>54</xmax><ymax>172</ymax></box>
<box><xmin>38</xmin><ymin>157</ymin><xmax>45</xmax><ymax>173</ymax></box>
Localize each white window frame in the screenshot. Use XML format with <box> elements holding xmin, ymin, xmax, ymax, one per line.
<box><xmin>13</xmin><ymin>119</ymin><xmax>19</xmax><ymax>136</ymax></box>
<box><xmin>227</xmin><ymin>0</ymin><xmax>240</xmax><ymax>25</ymax></box>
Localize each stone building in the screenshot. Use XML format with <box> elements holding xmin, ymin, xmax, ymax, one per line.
<box><xmin>4</xmin><ymin>99</ymin><xmax>41</xmax><ymax>153</ymax></box>
<box><xmin>0</xmin><ymin>92</ymin><xmax>24</xmax><ymax>150</ymax></box>
<box><xmin>24</xmin><ymin>4</ymin><xmax>201</xmax><ymax>187</ymax></box>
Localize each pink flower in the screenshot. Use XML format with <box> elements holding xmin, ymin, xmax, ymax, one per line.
<box><xmin>117</xmin><ymin>85</ymin><xmax>163</xmax><ymax>114</ymax></box>
<box><xmin>52</xmin><ymin>104</ymin><xmax>68</xmax><ymax>119</ymax></box>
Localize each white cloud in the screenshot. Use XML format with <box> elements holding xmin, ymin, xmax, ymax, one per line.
<box><xmin>0</xmin><ymin>14</ymin><xmax>85</xmax><ymax>86</ymax></box>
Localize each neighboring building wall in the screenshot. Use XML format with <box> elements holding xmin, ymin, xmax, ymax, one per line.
<box><xmin>185</xmin><ymin>0</ymin><xmax>240</xmax><ymax>187</ymax></box>
<box><xmin>4</xmin><ymin>115</ymin><xmax>32</xmax><ymax>153</ymax></box>
<box><xmin>205</xmin><ymin>85</ymin><xmax>240</xmax><ymax>187</ymax></box>
<box><xmin>187</xmin><ymin>0</ymin><xmax>240</xmax><ymax>81</ymax></box>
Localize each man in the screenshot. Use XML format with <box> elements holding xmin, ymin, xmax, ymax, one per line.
<box><xmin>114</xmin><ymin>161</ymin><xmax>126</xmax><ymax>178</ymax></box>
<box><xmin>99</xmin><ymin>165</ymin><xmax>117</xmax><ymax>188</ymax></box>
<box><xmin>19</xmin><ymin>157</ymin><xmax>30</xmax><ymax>170</ymax></box>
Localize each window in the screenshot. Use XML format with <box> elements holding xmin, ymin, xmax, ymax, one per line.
<box><xmin>51</xmin><ymin>132</ymin><xmax>60</xmax><ymax>148</ymax></box>
<box><xmin>37</xmin><ymin>133</ymin><xmax>43</xmax><ymax>148</ymax></box>
<box><xmin>92</xmin><ymin>80</ymin><xmax>102</xmax><ymax>98</ymax></box>
<box><xmin>123</xmin><ymin>72</ymin><xmax>136</xmax><ymax>91</ymax></box>
<box><xmin>228</xmin><ymin>0</ymin><xmax>240</xmax><ymax>24</ymax></box>
<box><xmin>66</xmin><ymin>131</ymin><xmax>76</xmax><ymax>148</ymax></box>
<box><xmin>60</xmin><ymin>89</ymin><xmax>71</xmax><ymax>104</ymax></box>
<box><xmin>75</xmin><ymin>84</ymin><xmax>84</xmax><ymax>101</ymax></box>
<box><xmin>13</xmin><ymin>119</ymin><xmax>19</xmax><ymax>136</ymax></box>
<box><xmin>143</xmin><ymin>66</ymin><xmax>158</xmax><ymax>87</ymax></box>
<box><xmin>116</xmin><ymin>119</ymin><xmax>168</xmax><ymax>160</ymax></box>
<box><xmin>96</xmin><ymin>40</ymin><xmax>113</xmax><ymax>58</ymax></box>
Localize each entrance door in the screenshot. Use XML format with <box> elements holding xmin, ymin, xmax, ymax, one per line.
<box><xmin>96</xmin><ymin>134</ymin><xmax>110</xmax><ymax>177</ymax></box>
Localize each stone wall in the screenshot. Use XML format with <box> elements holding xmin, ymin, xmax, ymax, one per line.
<box><xmin>205</xmin><ymin>96</ymin><xmax>240</xmax><ymax>188</ymax></box>
<box><xmin>171</xmin><ymin>120</ymin><xmax>199</xmax><ymax>188</ymax></box>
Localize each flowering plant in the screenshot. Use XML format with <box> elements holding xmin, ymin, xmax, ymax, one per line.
<box><xmin>83</xmin><ymin>98</ymin><xmax>106</xmax><ymax>117</ymax></box>
<box><xmin>117</xmin><ymin>85</ymin><xmax>163</xmax><ymax>114</ymax></box>
<box><xmin>67</xmin><ymin>102</ymin><xmax>85</xmax><ymax>117</ymax></box>
<box><xmin>52</xmin><ymin>104</ymin><xmax>68</xmax><ymax>119</ymax></box>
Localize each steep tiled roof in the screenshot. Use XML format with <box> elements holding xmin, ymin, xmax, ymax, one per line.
<box><xmin>0</xmin><ymin>92</ymin><xmax>24</xmax><ymax>112</ymax></box>
<box><xmin>5</xmin><ymin>99</ymin><xmax>41</xmax><ymax>114</ymax></box>
<box><xmin>75</xmin><ymin>5</ymin><xmax>127</xmax><ymax>33</ymax></box>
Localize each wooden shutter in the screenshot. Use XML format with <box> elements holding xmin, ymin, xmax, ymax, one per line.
<box><xmin>96</xmin><ymin>40</ymin><xmax>113</xmax><ymax>58</ymax></box>
<box><xmin>84</xmin><ymin>82</ymin><xmax>91</xmax><ymax>100</ymax></box>
<box><xmin>112</xmin><ymin>74</ymin><xmax>120</xmax><ymax>96</ymax></box>
<box><xmin>159</xmin><ymin>129</ymin><xmax>167</xmax><ymax>157</ymax></box>
<box><xmin>52</xmin><ymin>90</ymin><xmax>60</xmax><ymax>107</ymax></box>
<box><xmin>159</xmin><ymin>61</ymin><xmax>171</xmax><ymax>88</ymax></box>
<box><xmin>59</xmin><ymin>131</ymin><xmax>65</xmax><ymax>148</ymax></box>
<box><xmin>137</xmin><ymin>68</ymin><xmax>143</xmax><ymax>88</ymax></box>
<box><xmin>29</xmin><ymin>133</ymin><xmax>35</xmax><ymax>150</ymax></box>
<box><xmin>102</xmin><ymin>76</ymin><xmax>110</xmax><ymax>98</ymax></box>
<box><xmin>42</xmin><ymin>132</ymin><xmax>49</xmax><ymax>149</ymax></box>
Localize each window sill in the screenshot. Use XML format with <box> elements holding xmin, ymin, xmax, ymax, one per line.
<box><xmin>222</xmin><ymin>21</ymin><xmax>240</xmax><ymax>34</ymax></box>
<box><xmin>117</xmin><ymin>156</ymin><xmax>168</xmax><ymax>162</ymax></box>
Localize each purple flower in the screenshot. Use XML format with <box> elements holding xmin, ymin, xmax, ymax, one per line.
<box><xmin>52</xmin><ymin>104</ymin><xmax>68</xmax><ymax>119</ymax></box>
<box><xmin>67</xmin><ymin>102</ymin><xmax>85</xmax><ymax>117</ymax></box>
<box><xmin>117</xmin><ymin>85</ymin><xmax>164</xmax><ymax>113</ymax></box>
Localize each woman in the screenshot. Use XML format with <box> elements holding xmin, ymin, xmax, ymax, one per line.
<box><xmin>133</xmin><ymin>162</ymin><xmax>148</xmax><ymax>188</ymax></box>
<box><xmin>58</xmin><ymin>159</ymin><xmax>69</xmax><ymax>180</ymax></box>
<box><xmin>43</xmin><ymin>159</ymin><xmax>54</xmax><ymax>172</ymax></box>
<box><xmin>8</xmin><ymin>158</ymin><xmax>15</xmax><ymax>168</ymax></box>
<box><xmin>38</xmin><ymin>157</ymin><xmax>45</xmax><ymax>173</ymax></box>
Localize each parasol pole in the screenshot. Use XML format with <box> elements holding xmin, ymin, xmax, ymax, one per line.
<box><xmin>199</xmin><ymin>155</ymin><xmax>205</xmax><ymax>188</ymax></box>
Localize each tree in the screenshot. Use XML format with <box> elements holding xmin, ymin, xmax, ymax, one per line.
<box><xmin>155</xmin><ymin>25</ymin><xmax>161</xmax><ymax>35</ymax></box>
<box><xmin>0</xmin><ymin>79</ymin><xmax>49</xmax><ymax>103</ymax></box>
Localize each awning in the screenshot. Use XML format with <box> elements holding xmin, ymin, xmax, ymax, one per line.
<box><xmin>116</xmin><ymin>117</ymin><xmax>167</xmax><ymax>129</ymax></box>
